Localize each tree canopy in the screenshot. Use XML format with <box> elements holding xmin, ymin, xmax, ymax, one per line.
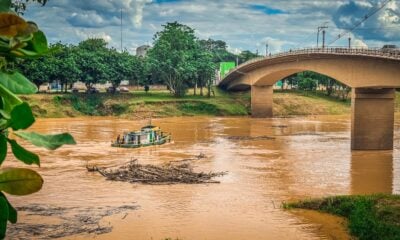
<box><xmin>147</xmin><ymin>22</ymin><xmax>200</xmax><ymax>97</ymax></box>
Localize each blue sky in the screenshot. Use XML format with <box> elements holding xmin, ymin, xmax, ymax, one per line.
<box><xmin>23</xmin><ymin>0</ymin><xmax>400</xmax><ymax>54</ymax></box>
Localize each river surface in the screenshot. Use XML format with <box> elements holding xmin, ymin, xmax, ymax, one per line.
<box><xmin>5</xmin><ymin>115</ymin><xmax>400</xmax><ymax>239</ymax></box>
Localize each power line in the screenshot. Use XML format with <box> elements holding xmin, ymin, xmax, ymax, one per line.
<box><xmin>328</xmin><ymin>0</ymin><xmax>393</xmax><ymax>46</ymax></box>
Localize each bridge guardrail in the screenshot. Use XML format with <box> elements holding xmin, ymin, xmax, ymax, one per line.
<box><xmin>219</xmin><ymin>47</ymin><xmax>400</xmax><ymax>85</ymax></box>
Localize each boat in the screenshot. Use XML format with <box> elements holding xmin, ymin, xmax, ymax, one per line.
<box><xmin>111</xmin><ymin>125</ymin><xmax>171</xmax><ymax>148</ymax></box>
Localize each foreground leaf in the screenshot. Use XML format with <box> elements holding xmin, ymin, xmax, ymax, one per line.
<box><xmin>28</xmin><ymin>30</ymin><xmax>47</xmax><ymax>54</ymax></box>
<box><xmin>0</xmin><ymin>13</ymin><xmax>28</xmax><ymax>38</ymax></box>
<box><xmin>0</xmin><ymin>192</ymin><xmax>18</xmax><ymax>223</ymax></box>
<box><xmin>10</xmin><ymin>102</ymin><xmax>35</xmax><ymax>130</ymax></box>
<box><xmin>14</xmin><ymin>131</ymin><xmax>76</xmax><ymax>150</ymax></box>
<box><xmin>7</xmin><ymin>139</ymin><xmax>39</xmax><ymax>166</ymax></box>
<box><xmin>0</xmin><ymin>168</ymin><xmax>43</xmax><ymax>195</ymax></box>
<box><xmin>0</xmin><ymin>72</ymin><xmax>37</xmax><ymax>94</ymax></box>
<box><xmin>0</xmin><ymin>84</ymin><xmax>23</xmax><ymax>112</ymax></box>
<box><xmin>0</xmin><ymin>196</ymin><xmax>8</xmax><ymax>239</ymax></box>
<box><xmin>0</xmin><ymin>135</ymin><xmax>6</xmax><ymax>165</ymax></box>
<box><xmin>0</xmin><ymin>193</ymin><xmax>16</xmax><ymax>223</ymax></box>
<box><xmin>0</xmin><ymin>0</ymin><xmax>11</xmax><ymax>13</ymax></box>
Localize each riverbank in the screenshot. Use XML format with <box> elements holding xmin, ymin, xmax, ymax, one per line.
<box><xmin>21</xmin><ymin>89</ymin><xmax>356</xmax><ymax>118</ymax></box>
<box><xmin>285</xmin><ymin>194</ymin><xmax>400</xmax><ymax>240</ymax></box>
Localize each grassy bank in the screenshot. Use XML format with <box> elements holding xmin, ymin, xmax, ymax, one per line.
<box><xmin>285</xmin><ymin>194</ymin><xmax>400</xmax><ymax>240</ymax></box>
<box><xmin>20</xmin><ymin>88</ymin><xmax>361</xmax><ymax>118</ymax></box>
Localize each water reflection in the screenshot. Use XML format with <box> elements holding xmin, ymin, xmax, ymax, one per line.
<box><xmin>351</xmin><ymin>151</ymin><xmax>393</xmax><ymax>194</ymax></box>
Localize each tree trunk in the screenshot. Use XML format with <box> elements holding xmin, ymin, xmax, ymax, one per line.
<box><xmin>200</xmin><ymin>83</ymin><xmax>204</xmax><ymax>96</ymax></box>
<box><xmin>194</xmin><ymin>81</ymin><xmax>197</xmax><ymax>96</ymax></box>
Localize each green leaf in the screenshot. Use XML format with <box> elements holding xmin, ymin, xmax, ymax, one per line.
<box><xmin>0</xmin><ymin>84</ymin><xmax>23</xmax><ymax>111</ymax></box>
<box><xmin>0</xmin><ymin>192</ymin><xmax>16</xmax><ymax>223</ymax></box>
<box><xmin>10</xmin><ymin>102</ymin><xmax>35</xmax><ymax>130</ymax></box>
<box><xmin>0</xmin><ymin>168</ymin><xmax>43</xmax><ymax>195</ymax></box>
<box><xmin>29</xmin><ymin>30</ymin><xmax>47</xmax><ymax>54</ymax></box>
<box><xmin>0</xmin><ymin>135</ymin><xmax>6</xmax><ymax>165</ymax></box>
<box><xmin>7</xmin><ymin>139</ymin><xmax>39</xmax><ymax>166</ymax></box>
<box><xmin>0</xmin><ymin>196</ymin><xmax>8</xmax><ymax>239</ymax></box>
<box><xmin>0</xmin><ymin>0</ymin><xmax>11</xmax><ymax>13</ymax></box>
<box><xmin>0</xmin><ymin>119</ymin><xmax>7</xmax><ymax>129</ymax></box>
<box><xmin>0</xmin><ymin>72</ymin><xmax>37</xmax><ymax>94</ymax></box>
<box><xmin>0</xmin><ymin>110</ymin><xmax>10</xmax><ymax>119</ymax></box>
<box><xmin>14</xmin><ymin>132</ymin><xmax>76</xmax><ymax>150</ymax></box>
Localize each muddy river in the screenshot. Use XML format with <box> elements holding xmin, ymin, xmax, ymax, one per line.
<box><xmin>5</xmin><ymin>116</ymin><xmax>400</xmax><ymax>239</ymax></box>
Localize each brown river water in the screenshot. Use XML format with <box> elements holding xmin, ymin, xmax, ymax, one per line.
<box><xmin>5</xmin><ymin>115</ymin><xmax>400</xmax><ymax>240</ymax></box>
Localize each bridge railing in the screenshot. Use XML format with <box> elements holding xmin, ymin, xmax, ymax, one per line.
<box><xmin>219</xmin><ymin>47</ymin><xmax>400</xmax><ymax>84</ymax></box>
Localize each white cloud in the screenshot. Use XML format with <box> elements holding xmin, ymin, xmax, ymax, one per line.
<box><xmin>130</xmin><ymin>0</ymin><xmax>152</xmax><ymax>28</ymax></box>
<box><xmin>23</xmin><ymin>0</ymin><xmax>400</xmax><ymax>53</ymax></box>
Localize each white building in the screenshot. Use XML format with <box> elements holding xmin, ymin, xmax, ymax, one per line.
<box><xmin>136</xmin><ymin>45</ymin><xmax>150</xmax><ymax>57</ymax></box>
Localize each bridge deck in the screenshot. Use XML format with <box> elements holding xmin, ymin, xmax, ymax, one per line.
<box><xmin>218</xmin><ymin>47</ymin><xmax>400</xmax><ymax>87</ymax></box>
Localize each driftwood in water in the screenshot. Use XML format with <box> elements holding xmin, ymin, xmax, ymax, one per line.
<box><xmin>87</xmin><ymin>159</ymin><xmax>226</xmax><ymax>185</ymax></box>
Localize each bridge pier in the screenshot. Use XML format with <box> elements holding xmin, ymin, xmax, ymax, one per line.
<box><xmin>251</xmin><ymin>85</ymin><xmax>273</xmax><ymax>118</ymax></box>
<box><xmin>351</xmin><ymin>88</ymin><xmax>395</xmax><ymax>150</ymax></box>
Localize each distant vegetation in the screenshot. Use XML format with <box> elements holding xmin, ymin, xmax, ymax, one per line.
<box><xmin>281</xmin><ymin>71</ymin><xmax>351</xmax><ymax>101</ymax></box>
<box><xmin>285</xmin><ymin>194</ymin><xmax>400</xmax><ymax>240</ymax></box>
<box><xmin>16</xmin><ymin>21</ymin><xmax>262</xmax><ymax>98</ymax></box>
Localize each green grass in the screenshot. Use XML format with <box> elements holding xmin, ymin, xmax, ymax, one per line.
<box><xmin>284</xmin><ymin>194</ymin><xmax>400</xmax><ymax>240</ymax></box>
<box><xmin>21</xmin><ymin>87</ymin><xmax>367</xmax><ymax>118</ymax></box>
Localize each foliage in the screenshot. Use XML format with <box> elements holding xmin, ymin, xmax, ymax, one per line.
<box><xmin>148</xmin><ymin>22</ymin><xmax>199</xmax><ymax>97</ymax></box>
<box><xmin>198</xmin><ymin>38</ymin><xmax>237</xmax><ymax>63</ymax></box>
<box><xmin>238</xmin><ymin>50</ymin><xmax>259</xmax><ymax>63</ymax></box>
<box><xmin>11</xmin><ymin>0</ymin><xmax>47</xmax><ymax>14</ymax></box>
<box><xmin>18</xmin><ymin>38</ymin><xmax>147</xmax><ymax>92</ymax></box>
<box><xmin>297</xmin><ymin>77</ymin><xmax>317</xmax><ymax>91</ymax></box>
<box><xmin>194</xmin><ymin>50</ymin><xmax>215</xmax><ymax>97</ymax></box>
<box><xmin>74</xmin><ymin>39</ymin><xmax>109</xmax><ymax>89</ymax></box>
<box><xmin>285</xmin><ymin>194</ymin><xmax>400</xmax><ymax>240</ymax></box>
<box><xmin>0</xmin><ymin>1</ymin><xmax>75</xmax><ymax>238</ymax></box>
<box><xmin>282</xmin><ymin>71</ymin><xmax>351</xmax><ymax>100</ymax></box>
<box><xmin>148</xmin><ymin>22</ymin><xmax>218</xmax><ymax>98</ymax></box>
<box><xmin>105</xmin><ymin>50</ymin><xmax>135</xmax><ymax>88</ymax></box>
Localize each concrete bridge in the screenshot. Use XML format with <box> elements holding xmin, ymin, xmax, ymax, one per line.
<box><xmin>218</xmin><ymin>48</ymin><xmax>400</xmax><ymax>150</ymax></box>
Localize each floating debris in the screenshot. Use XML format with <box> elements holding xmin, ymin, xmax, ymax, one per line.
<box><xmin>87</xmin><ymin>159</ymin><xmax>226</xmax><ymax>185</ymax></box>
<box><xmin>272</xmin><ymin>125</ymin><xmax>288</xmax><ymax>128</ymax></box>
<box><xmin>8</xmin><ymin>204</ymin><xmax>138</xmax><ymax>239</ymax></box>
<box><xmin>223</xmin><ymin>135</ymin><xmax>275</xmax><ymax>141</ymax></box>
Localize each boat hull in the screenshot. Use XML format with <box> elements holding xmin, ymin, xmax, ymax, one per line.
<box><xmin>111</xmin><ymin>138</ymin><xmax>170</xmax><ymax>148</ymax></box>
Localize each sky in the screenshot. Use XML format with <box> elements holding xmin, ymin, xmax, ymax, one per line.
<box><xmin>23</xmin><ymin>0</ymin><xmax>400</xmax><ymax>55</ymax></box>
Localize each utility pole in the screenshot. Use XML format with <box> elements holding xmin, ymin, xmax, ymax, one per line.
<box><xmin>322</xmin><ymin>29</ymin><xmax>326</xmax><ymax>48</ymax></box>
<box><xmin>317</xmin><ymin>24</ymin><xmax>328</xmax><ymax>48</ymax></box>
<box><xmin>120</xmin><ymin>8</ymin><xmax>123</xmax><ymax>52</ymax></box>
<box><xmin>265</xmin><ymin>43</ymin><xmax>269</xmax><ymax>56</ymax></box>
<box><xmin>348</xmin><ymin>37</ymin><xmax>351</xmax><ymax>49</ymax></box>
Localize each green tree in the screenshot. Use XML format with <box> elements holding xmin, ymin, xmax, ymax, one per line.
<box><xmin>238</xmin><ymin>50</ymin><xmax>259</xmax><ymax>64</ymax></box>
<box><xmin>195</xmin><ymin>50</ymin><xmax>215</xmax><ymax>97</ymax></box>
<box><xmin>199</xmin><ymin>38</ymin><xmax>237</xmax><ymax>63</ymax></box>
<box><xmin>298</xmin><ymin>76</ymin><xmax>317</xmax><ymax>91</ymax></box>
<box><xmin>16</xmin><ymin>56</ymin><xmax>54</xmax><ymax>89</ymax></box>
<box><xmin>75</xmin><ymin>39</ymin><xmax>109</xmax><ymax>91</ymax></box>
<box><xmin>50</xmin><ymin>43</ymin><xmax>80</xmax><ymax>92</ymax></box>
<box><xmin>105</xmin><ymin>50</ymin><xmax>136</xmax><ymax>90</ymax></box>
<box><xmin>147</xmin><ymin>22</ymin><xmax>198</xmax><ymax>97</ymax></box>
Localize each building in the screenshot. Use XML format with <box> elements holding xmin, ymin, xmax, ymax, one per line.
<box><xmin>136</xmin><ymin>45</ymin><xmax>150</xmax><ymax>57</ymax></box>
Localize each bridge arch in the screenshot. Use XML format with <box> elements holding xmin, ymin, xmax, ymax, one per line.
<box><xmin>218</xmin><ymin>48</ymin><xmax>400</xmax><ymax>150</ymax></box>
